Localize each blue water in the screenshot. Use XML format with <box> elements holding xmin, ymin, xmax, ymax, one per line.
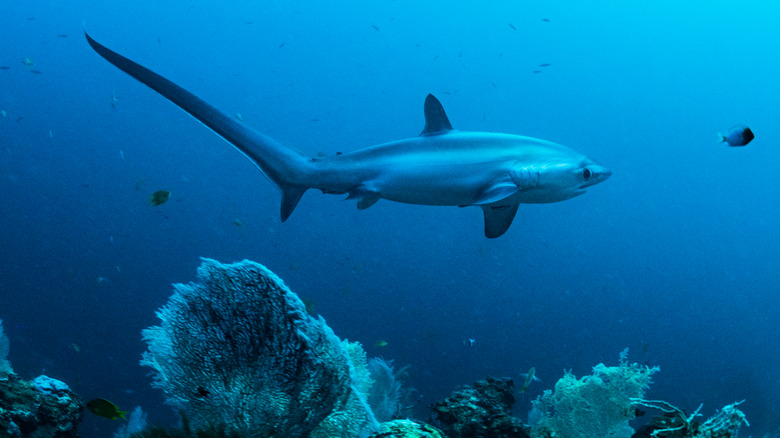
<box><xmin>1</xmin><ymin>1</ymin><xmax>778</xmax><ymax>437</ymax></box>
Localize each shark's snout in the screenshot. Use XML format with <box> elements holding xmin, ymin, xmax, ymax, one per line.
<box><xmin>582</xmin><ymin>165</ymin><xmax>611</xmax><ymax>188</ymax></box>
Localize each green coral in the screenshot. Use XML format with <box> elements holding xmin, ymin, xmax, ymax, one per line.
<box><xmin>531</xmin><ymin>350</ymin><xmax>659</xmax><ymax>438</ymax></box>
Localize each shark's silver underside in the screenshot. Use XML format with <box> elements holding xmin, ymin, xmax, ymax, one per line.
<box><xmin>85</xmin><ymin>31</ymin><xmax>610</xmax><ymax>238</ymax></box>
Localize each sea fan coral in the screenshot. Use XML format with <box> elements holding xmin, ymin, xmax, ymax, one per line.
<box><xmin>141</xmin><ymin>258</ymin><xmax>377</xmax><ymax>437</ymax></box>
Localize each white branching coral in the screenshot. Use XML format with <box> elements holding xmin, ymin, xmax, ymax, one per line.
<box><xmin>141</xmin><ymin>259</ymin><xmax>378</xmax><ymax>437</ymax></box>
<box><xmin>530</xmin><ymin>350</ymin><xmax>659</xmax><ymax>438</ymax></box>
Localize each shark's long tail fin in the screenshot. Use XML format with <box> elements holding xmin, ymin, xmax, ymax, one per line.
<box><xmin>85</xmin><ymin>31</ymin><xmax>310</xmax><ymax>221</ymax></box>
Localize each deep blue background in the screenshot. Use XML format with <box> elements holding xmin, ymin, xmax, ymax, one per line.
<box><xmin>2</xmin><ymin>1</ymin><xmax>778</xmax><ymax>437</ymax></box>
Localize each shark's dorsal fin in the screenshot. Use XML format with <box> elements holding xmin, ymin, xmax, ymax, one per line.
<box><xmin>481</xmin><ymin>202</ymin><xmax>520</xmax><ymax>238</ymax></box>
<box><xmin>420</xmin><ymin>94</ymin><xmax>453</xmax><ymax>136</ymax></box>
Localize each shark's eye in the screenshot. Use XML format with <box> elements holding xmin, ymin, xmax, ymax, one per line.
<box><xmin>583</xmin><ymin>168</ymin><xmax>592</xmax><ymax>180</ymax></box>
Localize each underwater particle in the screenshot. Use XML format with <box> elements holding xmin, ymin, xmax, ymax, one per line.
<box><xmin>371</xmin><ymin>24</ymin><xmax>380</xmax><ymax>31</ymax></box>
<box><xmin>719</xmin><ymin>124</ymin><xmax>754</xmax><ymax>147</ymax></box>
<box><xmin>87</xmin><ymin>398</ymin><xmax>127</xmax><ymax>420</ymax></box>
<box><xmin>58</xmin><ymin>34</ymin><xmax>68</xmax><ymax>38</ymax></box>
<box><xmin>30</xmin><ymin>69</ymin><xmax>42</xmax><ymax>74</ymax></box>
<box><xmin>233</xmin><ymin>218</ymin><xmax>243</xmax><ymax>227</ymax></box>
<box><xmin>71</xmin><ymin>343</ymin><xmax>80</xmax><ymax>353</ymax></box>
<box><xmin>111</xmin><ymin>91</ymin><xmax>119</xmax><ymax>108</ymax></box>
<box><xmin>235</xmin><ymin>112</ymin><xmax>243</xmax><ymax>121</ymax></box>
<box><xmin>374</xmin><ymin>340</ymin><xmax>388</xmax><ymax>349</ymax></box>
<box><xmin>21</xmin><ymin>57</ymin><xmax>34</xmax><ymax>66</ymax></box>
<box><xmin>1</xmin><ymin>110</ymin><xmax>6</xmax><ymax>118</ymax></box>
<box><xmin>279</xmin><ymin>42</ymin><xmax>285</xmax><ymax>48</ymax></box>
<box><xmin>149</xmin><ymin>190</ymin><xmax>171</xmax><ymax>206</ymax></box>
<box><xmin>542</xmin><ymin>18</ymin><xmax>550</xmax><ymax>22</ymax></box>
<box><xmin>508</xmin><ymin>22</ymin><xmax>517</xmax><ymax>30</ymax></box>
<box><xmin>463</xmin><ymin>338</ymin><xmax>475</xmax><ymax>348</ymax></box>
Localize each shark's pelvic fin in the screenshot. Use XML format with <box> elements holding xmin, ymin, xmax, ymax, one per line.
<box><xmin>481</xmin><ymin>202</ymin><xmax>520</xmax><ymax>239</ymax></box>
<box><xmin>419</xmin><ymin>94</ymin><xmax>454</xmax><ymax>136</ymax></box>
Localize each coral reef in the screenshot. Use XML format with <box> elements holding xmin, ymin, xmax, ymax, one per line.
<box><xmin>368</xmin><ymin>358</ymin><xmax>415</xmax><ymax>422</ymax></box>
<box><xmin>369</xmin><ymin>419</ymin><xmax>445</xmax><ymax>438</ymax></box>
<box><xmin>129</xmin><ymin>413</ymin><xmax>242</xmax><ymax>438</ymax></box>
<box><xmin>431</xmin><ymin>376</ymin><xmax>529</xmax><ymax>438</ymax></box>
<box><xmin>0</xmin><ymin>319</ymin><xmax>12</xmax><ymax>379</ymax></box>
<box><xmin>0</xmin><ymin>373</ymin><xmax>84</xmax><ymax>437</ymax></box>
<box><xmin>631</xmin><ymin>399</ymin><xmax>748</xmax><ymax>438</ymax></box>
<box><xmin>529</xmin><ymin>350</ymin><xmax>658</xmax><ymax>438</ymax></box>
<box><xmin>114</xmin><ymin>406</ymin><xmax>148</xmax><ymax>438</ymax></box>
<box><xmin>140</xmin><ymin>258</ymin><xmax>378</xmax><ymax>437</ymax></box>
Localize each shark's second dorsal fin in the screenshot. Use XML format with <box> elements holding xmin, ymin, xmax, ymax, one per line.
<box><xmin>420</xmin><ymin>94</ymin><xmax>453</xmax><ymax>136</ymax></box>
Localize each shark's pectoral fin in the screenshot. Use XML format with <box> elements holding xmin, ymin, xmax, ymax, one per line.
<box><xmin>481</xmin><ymin>202</ymin><xmax>520</xmax><ymax>238</ymax></box>
<box><xmin>280</xmin><ymin>184</ymin><xmax>308</xmax><ymax>222</ymax></box>
<box><xmin>475</xmin><ymin>179</ymin><xmax>519</xmax><ymax>205</ymax></box>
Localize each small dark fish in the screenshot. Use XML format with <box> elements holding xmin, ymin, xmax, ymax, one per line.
<box><xmin>279</xmin><ymin>42</ymin><xmax>285</xmax><ymax>48</ymax></box>
<box><xmin>245</xmin><ymin>21</ymin><xmax>254</xmax><ymax>25</ymax></box>
<box><xmin>542</xmin><ymin>18</ymin><xmax>550</xmax><ymax>22</ymax></box>
<box><xmin>371</xmin><ymin>24</ymin><xmax>380</xmax><ymax>31</ymax></box>
<box><xmin>0</xmin><ymin>66</ymin><xmax>9</xmax><ymax>70</ymax></box>
<box><xmin>635</xmin><ymin>408</ymin><xmax>646</xmax><ymax>417</ymax></box>
<box><xmin>195</xmin><ymin>386</ymin><xmax>210</xmax><ymax>398</ymax></box>
<box><xmin>532</xmin><ymin>70</ymin><xmax>541</xmax><ymax>74</ymax></box>
<box><xmin>149</xmin><ymin>190</ymin><xmax>171</xmax><ymax>206</ymax></box>
<box><xmin>463</xmin><ymin>338</ymin><xmax>475</xmax><ymax>348</ymax></box>
<box><xmin>458</xmin><ymin>51</ymin><xmax>463</xmax><ymax>58</ymax></box>
<box><xmin>719</xmin><ymin>125</ymin><xmax>754</xmax><ymax>147</ymax></box>
<box><xmin>15</xmin><ymin>117</ymin><xmax>24</xmax><ymax>122</ymax></box>
<box><xmin>539</xmin><ymin>63</ymin><xmax>551</xmax><ymax>67</ymax></box>
<box><xmin>87</xmin><ymin>398</ymin><xmax>127</xmax><ymax>420</ymax></box>
<box><xmin>520</xmin><ymin>367</ymin><xmax>541</xmax><ymax>392</ymax></box>
<box><xmin>508</xmin><ymin>22</ymin><xmax>517</xmax><ymax>30</ymax></box>
<box><xmin>28</xmin><ymin>17</ymin><xmax>36</xmax><ymax>21</ymax></box>
<box><xmin>30</xmin><ymin>70</ymin><xmax>42</xmax><ymax>74</ymax></box>
<box><xmin>157</xmin><ymin>36</ymin><xmax>161</xmax><ymax>45</ymax></box>
<box><xmin>57</xmin><ymin>34</ymin><xmax>68</xmax><ymax>38</ymax></box>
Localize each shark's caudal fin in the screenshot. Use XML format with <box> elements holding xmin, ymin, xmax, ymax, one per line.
<box><xmin>84</xmin><ymin>31</ymin><xmax>310</xmax><ymax>221</ymax></box>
